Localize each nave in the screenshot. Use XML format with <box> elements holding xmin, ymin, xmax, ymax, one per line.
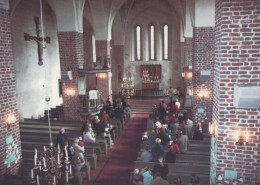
<box><xmin>3</xmin><ymin>97</ymin><xmax>210</xmax><ymax>185</ymax></box>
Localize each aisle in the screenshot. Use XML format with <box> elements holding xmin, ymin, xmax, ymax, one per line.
<box><xmin>94</xmin><ymin>114</ymin><xmax>148</xmax><ymax>185</ymax></box>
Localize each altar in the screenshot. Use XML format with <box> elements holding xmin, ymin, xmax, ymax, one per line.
<box><xmin>141</xmin><ymin>64</ymin><xmax>161</xmax><ymax>90</ymax></box>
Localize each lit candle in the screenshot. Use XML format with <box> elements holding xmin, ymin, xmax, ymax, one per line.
<box><xmin>39</xmin><ymin>161</ymin><xmax>41</xmax><ymax>170</ymax></box>
<box><xmin>65</xmin><ymin>146</ymin><xmax>68</xmax><ymax>160</ymax></box>
<box><xmin>43</xmin><ymin>146</ymin><xmax>46</xmax><ymax>152</ymax></box>
<box><xmin>57</xmin><ymin>153</ymin><xmax>60</xmax><ymax>165</ymax></box>
<box><xmin>53</xmin><ymin>176</ymin><xmax>56</xmax><ymax>185</ymax></box>
<box><xmin>35</xmin><ymin>148</ymin><xmax>38</xmax><ymax>158</ymax></box>
<box><xmin>208</xmin><ymin>122</ymin><xmax>211</xmax><ymax>134</ymax></box>
<box><xmin>34</xmin><ymin>155</ymin><xmax>37</xmax><ymax>166</ymax></box>
<box><xmin>58</xmin><ymin>144</ymin><xmax>60</xmax><ymax>153</ymax></box>
<box><xmin>43</xmin><ymin>157</ymin><xmax>46</xmax><ymax>168</ymax></box>
<box><xmin>66</xmin><ymin>171</ymin><xmax>69</xmax><ymax>183</ymax></box>
<box><xmin>31</xmin><ymin>169</ymin><xmax>34</xmax><ymax>180</ymax></box>
<box><xmin>69</xmin><ymin>164</ymin><xmax>72</xmax><ymax>175</ymax></box>
<box><xmin>36</xmin><ymin>174</ymin><xmax>39</xmax><ymax>185</ymax></box>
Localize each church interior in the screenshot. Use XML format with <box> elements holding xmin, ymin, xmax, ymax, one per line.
<box><xmin>0</xmin><ymin>0</ymin><xmax>259</xmax><ymax>184</ymax></box>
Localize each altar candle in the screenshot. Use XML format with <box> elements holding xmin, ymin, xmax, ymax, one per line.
<box><xmin>34</xmin><ymin>155</ymin><xmax>37</xmax><ymax>166</ymax></box>
<box><xmin>57</xmin><ymin>144</ymin><xmax>60</xmax><ymax>153</ymax></box>
<box><xmin>31</xmin><ymin>169</ymin><xmax>34</xmax><ymax>179</ymax></box>
<box><xmin>36</xmin><ymin>174</ymin><xmax>39</xmax><ymax>185</ymax></box>
<box><xmin>69</xmin><ymin>164</ymin><xmax>72</xmax><ymax>175</ymax></box>
<box><xmin>43</xmin><ymin>157</ymin><xmax>46</xmax><ymax>168</ymax></box>
<box><xmin>53</xmin><ymin>176</ymin><xmax>56</xmax><ymax>185</ymax></box>
<box><xmin>66</xmin><ymin>171</ymin><xmax>69</xmax><ymax>183</ymax></box>
<box><xmin>57</xmin><ymin>153</ymin><xmax>60</xmax><ymax>165</ymax></box>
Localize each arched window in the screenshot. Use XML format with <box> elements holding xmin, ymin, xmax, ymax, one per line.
<box><xmin>163</xmin><ymin>24</ymin><xmax>168</xmax><ymax>60</ymax></box>
<box><xmin>150</xmin><ymin>25</ymin><xmax>155</xmax><ymax>60</ymax></box>
<box><xmin>135</xmin><ymin>25</ymin><xmax>141</xmax><ymax>60</ymax></box>
<box><xmin>92</xmin><ymin>35</ymin><xmax>96</xmax><ymax>63</ymax></box>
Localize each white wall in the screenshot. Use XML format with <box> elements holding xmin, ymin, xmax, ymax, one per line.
<box><xmin>11</xmin><ymin>0</ymin><xmax>62</xmax><ymax>120</ymax></box>
<box><xmin>195</xmin><ymin>0</ymin><xmax>215</xmax><ymax>27</ymax></box>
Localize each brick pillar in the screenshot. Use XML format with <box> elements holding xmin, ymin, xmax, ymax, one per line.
<box><xmin>192</xmin><ymin>27</ymin><xmax>214</xmax><ymax>127</ymax></box>
<box><xmin>58</xmin><ymin>32</ymin><xmax>84</xmax><ymax>121</ymax></box>
<box><xmin>96</xmin><ymin>40</ymin><xmax>111</xmax><ymax>101</ymax></box>
<box><xmin>112</xmin><ymin>45</ymin><xmax>124</xmax><ymax>94</ymax></box>
<box><xmin>184</xmin><ymin>38</ymin><xmax>194</xmax><ymax>66</ymax></box>
<box><xmin>214</xmin><ymin>1</ymin><xmax>260</xmax><ymax>184</ymax></box>
<box><xmin>0</xmin><ymin>8</ymin><xmax>22</xmax><ymax>181</ymax></box>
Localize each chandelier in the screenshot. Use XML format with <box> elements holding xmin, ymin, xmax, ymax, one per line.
<box><xmin>31</xmin><ymin>145</ymin><xmax>72</xmax><ymax>185</ymax></box>
<box><xmin>120</xmin><ymin>67</ymin><xmax>135</xmax><ymax>102</ymax></box>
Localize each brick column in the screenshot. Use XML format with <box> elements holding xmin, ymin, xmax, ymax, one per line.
<box><xmin>96</xmin><ymin>40</ymin><xmax>111</xmax><ymax>101</ymax></box>
<box><xmin>214</xmin><ymin>0</ymin><xmax>260</xmax><ymax>184</ymax></box>
<box><xmin>112</xmin><ymin>45</ymin><xmax>124</xmax><ymax>93</ymax></box>
<box><xmin>58</xmin><ymin>32</ymin><xmax>84</xmax><ymax>121</ymax></box>
<box><xmin>184</xmin><ymin>38</ymin><xmax>194</xmax><ymax>66</ymax></box>
<box><xmin>192</xmin><ymin>27</ymin><xmax>214</xmax><ymax>127</ymax></box>
<box><xmin>0</xmin><ymin>8</ymin><xmax>22</xmax><ymax>181</ymax></box>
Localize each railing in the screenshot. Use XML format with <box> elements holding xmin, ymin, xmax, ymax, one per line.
<box><xmin>79</xmin><ymin>95</ymin><xmax>103</xmax><ymax>115</ymax></box>
<box><xmin>134</xmin><ymin>90</ymin><xmax>169</xmax><ymax>97</ymax></box>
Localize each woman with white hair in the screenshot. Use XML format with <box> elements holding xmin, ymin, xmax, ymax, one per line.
<box><xmin>72</xmin><ymin>137</ymin><xmax>85</xmax><ymax>163</ymax></box>
<box><xmin>151</xmin><ymin>138</ymin><xmax>164</xmax><ymax>162</ymax></box>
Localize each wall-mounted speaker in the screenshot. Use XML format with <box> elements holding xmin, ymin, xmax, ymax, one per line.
<box><xmin>200</xmin><ymin>70</ymin><xmax>211</xmax><ymax>81</ymax></box>
<box><xmin>234</xmin><ymin>84</ymin><xmax>260</xmax><ymax>109</ymax></box>
<box><xmin>61</xmin><ymin>71</ymin><xmax>73</xmax><ymax>80</ymax></box>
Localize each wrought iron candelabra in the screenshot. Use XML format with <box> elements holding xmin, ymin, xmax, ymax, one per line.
<box><xmin>120</xmin><ymin>75</ymin><xmax>135</xmax><ymax>103</ymax></box>
<box><xmin>30</xmin><ymin>144</ymin><xmax>73</xmax><ymax>185</ymax></box>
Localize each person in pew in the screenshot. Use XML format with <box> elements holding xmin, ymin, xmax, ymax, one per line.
<box><xmin>184</xmin><ymin>117</ymin><xmax>193</xmax><ymax>140</ymax></box>
<box><xmin>81</xmin><ymin>120</ymin><xmax>91</xmax><ymax>135</ymax></box>
<box><xmin>147</xmin><ymin>130</ymin><xmax>157</xmax><ymax>147</ymax></box>
<box><xmin>150</xmin><ymin>170</ymin><xmax>169</xmax><ymax>185</ymax></box>
<box><xmin>156</xmin><ymin>127</ymin><xmax>170</xmax><ymax>146</ymax></box>
<box><xmin>187</xmin><ymin>173</ymin><xmax>200</xmax><ymax>185</ymax></box>
<box><xmin>92</xmin><ymin>116</ymin><xmax>106</xmax><ymax>136</ymax></box>
<box><xmin>132</xmin><ymin>168</ymin><xmax>143</xmax><ymax>185</ymax></box>
<box><xmin>103</xmin><ymin>102</ymin><xmax>113</xmax><ymax>118</ymax></box>
<box><xmin>177</xmin><ymin>130</ymin><xmax>189</xmax><ymax>154</ymax></box>
<box><xmin>152</xmin><ymin>104</ymin><xmax>158</xmax><ymax>118</ymax></box>
<box><xmin>152</xmin><ymin>156</ymin><xmax>169</xmax><ymax>182</ymax></box>
<box><xmin>78</xmin><ymin>136</ymin><xmax>84</xmax><ymax>147</ymax></box>
<box><xmin>170</xmin><ymin>138</ymin><xmax>181</xmax><ymax>154</ymax></box>
<box><xmin>83</xmin><ymin>125</ymin><xmax>96</xmax><ymax>143</ymax></box>
<box><xmin>141</xmin><ymin>145</ymin><xmax>153</xmax><ymax>162</ymax></box>
<box><xmin>193</xmin><ymin>122</ymin><xmax>203</xmax><ymax>140</ymax></box>
<box><xmin>114</xmin><ymin>103</ymin><xmax>124</xmax><ymax>123</ymax></box>
<box><xmin>165</xmin><ymin>146</ymin><xmax>177</xmax><ymax>163</ymax></box>
<box><xmin>106</xmin><ymin>97</ymin><xmax>112</xmax><ymax>107</ymax></box>
<box><xmin>72</xmin><ymin>137</ymin><xmax>85</xmax><ymax>162</ymax></box>
<box><xmin>170</xmin><ymin>117</ymin><xmax>180</xmax><ymax>135</ymax></box>
<box><xmin>56</xmin><ymin>127</ymin><xmax>68</xmax><ymax>149</ymax></box>
<box><xmin>173</xmin><ymin>176</ymin><xmax>182</xmax><ymax>185</ymax></box>
<box><xmin>151</xmin><ymin>138</ymin><xmax>164</xmax><ymax>162</ymax></box>
<box><xmin>141</xmin><ymin>167</ymin><xmax>153</xmax><ymax>185</ymax></box>
<box><xmin>170</xmin><ymin>101</ymin><xmax>179</xmax><ymax>117</ymax></box>
<box><xmin>158</xmin><ymin>102</ymin><xmax>167</xmax><ymax>120</ymax></box>
<box><xmin>100</xmin><ymin>110</ymin><xmax>110</xmax><ymax>126</ymax></box>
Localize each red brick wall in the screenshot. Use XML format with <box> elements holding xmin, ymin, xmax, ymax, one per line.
<box><xmin>112</xmin><ymin>45</ymin><xmax>124</xmax><ymax>94</ymax></box>
<box><xmin>58</xmin><ymin>32</ymin><xmax>84</xmax><ymax>121</ymax></box>
<box><xmin>96</xmin><ymin>40</ymin><xmax>111</xmax><ymax>100</ymax></box>
<box><xmin>192</xmin><ymin>27</ymin><xmax>214</xmax><ymax>126</ymax></box>
<box><xmin>0</xmin><ymin>8</ymin><xmax>21</xmax><ymax>180</ymax></box>
<box><xmin>214</xmin><ymin>0</ymin><xmax>260</xmax><ymax>184</ymax></box>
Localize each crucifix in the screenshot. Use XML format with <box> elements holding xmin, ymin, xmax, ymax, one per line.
<box><xmin>24</xmin><ymin>16</ymin><xmax>51</xmax><ymax>66</ymax></box>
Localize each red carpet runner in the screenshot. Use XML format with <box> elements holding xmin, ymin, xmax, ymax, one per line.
<box><xmin>94</xmin><ymin>114</ymin><xmax>148</xmax><ymax>185</ymax></box>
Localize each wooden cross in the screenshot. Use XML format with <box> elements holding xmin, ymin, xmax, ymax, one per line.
<box><xmin>24</xmin><ymin>16</ymin><xmax>51</xmax><ymax>66</ymax></box>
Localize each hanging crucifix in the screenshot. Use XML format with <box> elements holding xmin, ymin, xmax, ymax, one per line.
<box><xmin>24</xmin><ymin>16</ymin><xmax>50</xmax><ymax>66</ymax></box>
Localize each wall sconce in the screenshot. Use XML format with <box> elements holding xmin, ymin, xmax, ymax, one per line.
<box><xmin>96</xmin><ymin>73</ymin><xmax>108</xmax><ymax>79</ymax></box>
<box><xmin>7</xmin><ymin>114</ymin><xmax>16</xmax><ymax>125</ymax></box>
<box><xmin>199</xmin><ymin>87</ymin><xmax>209</xmax><ymax>98</ymax></box>
<box><xmin>208</xmin><ymin>122</ymin><xmax>215</xmax><ymax>136</ymax></box>
<box><xmin>66</xmin><ymin>88</ymin><xmax>76</xmax><ymax>96</ymax></box>
<box><xmin>235</xmin><ymin>129</ymin><xmax>249</xmax><ymax>146</ymax></box>
<box><xmin>186</xmin><ymin>72</ymin><xmax>192</xmax><ymax>79</ymax></box>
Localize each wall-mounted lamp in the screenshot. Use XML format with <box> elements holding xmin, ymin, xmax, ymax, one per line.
<box><xmin>96</xmin><ymin>73</ymin><xmax>108</xmax><ymax>79</ymax></box>
<box><xmin>208</xmin><ymin>122</ymin><xmax>215</xmax><ymax>136</ymax></box>
<box><xmin>235</xmin><ymin>129</ymin><xmax>249</xmax><ymax>146</ymax></box>
<box><xmin>186</xmin><ymin>72</ymin><xmax>192</xmax><ymax>79</ymax></box>
<box><xmin>199</xmin><ymin>87</ymin><xmax>209</xmax><ymax>98</ymax></box>
<box><xmin>66</xmin><ymin>88</ymin><xmax>76</xmax><ymax>96</ymax></box>
<box><xmin>7</xmin><ymin>114</ymin><xmax>16</xmax><ymax>125</ymax></box>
